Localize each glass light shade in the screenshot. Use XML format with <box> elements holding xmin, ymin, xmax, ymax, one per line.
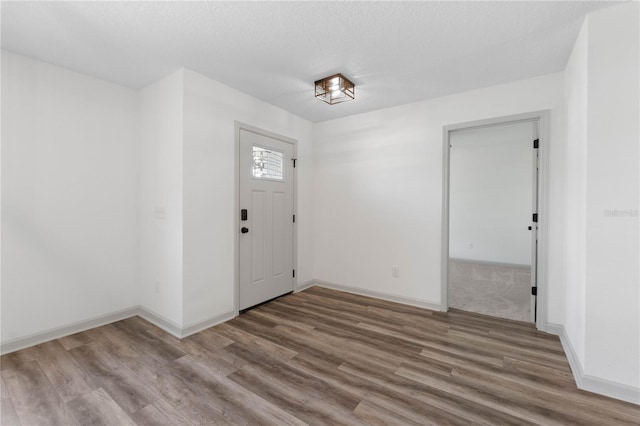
<box><xmin>315</xmin><ymin>73</ymin><xmax>355</xmax><ymax>105</ymax></box>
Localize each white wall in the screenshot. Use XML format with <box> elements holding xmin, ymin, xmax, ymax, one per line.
<box><xmin>138</xmin><ymin>70</ymin><xmax>185</xmax><ymax>326</ymax></box>
<box><xmin>563</xmin><ymin>17</ymin><xmax>589</xmax><ymax>371</ymax></box>
<box><xmin>449</xmin><ymin>122</ymin><xmax>534</xmax><ymax>265</ymax></box>
<box><xmin>313</xmin><ymin>72</ymin><xmax>565</xmax><ymax>315</ymax></box>
<box><xmin>583</xmin><ymin>2</ymin><xmax>639</xmax><ymax>390</ymax></box>
<box><xmin>560</xmin><ymin>2</ymin><xmax>639</xmax><ymax>402</ymax></box>
<box><xmin>1</xmin><ymin>51</ymin><xmax>139</xmax><ymax>342</ymax></box>
<box><xmin>1</xmin><ymin>58</ymin><xmax>313</xmax><ymax>342</ymax></box>
<box><xmin>138</xmin><ymin>68</ymin><xmax>314</xmax><ymax>330</ymax></box>
<box><xmin>182</xmin><ymin>69</ymin><xmax>314</xmax><ymax>327</ymax></box>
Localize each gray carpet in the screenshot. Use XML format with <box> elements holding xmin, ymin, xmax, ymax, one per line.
<box><xmin>448</xmin><ymin>259</ymin><xmax>532</xmax><ymax>322</ymax></box>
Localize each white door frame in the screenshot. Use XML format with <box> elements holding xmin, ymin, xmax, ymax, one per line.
<box><xmin>234</xmin><ymin>122</ymin><xmax>297</xmax><ymax>314</ymax></box>
<box><xmin>441</xmin><ymin>110</ymin><xmax>550</xmax><ymax>331</ymax></box>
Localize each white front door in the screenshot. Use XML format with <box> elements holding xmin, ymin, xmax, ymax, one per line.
<box><xmin>239</xmin><ymin>128</ymin><xmax>294</xmax><ymax>310</ymax></box>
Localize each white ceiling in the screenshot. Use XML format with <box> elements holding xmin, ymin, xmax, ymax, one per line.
<box><xmin>1</xmin><ymin>1</ymin><xmax>620</xmax><ymax>122</ymax></box>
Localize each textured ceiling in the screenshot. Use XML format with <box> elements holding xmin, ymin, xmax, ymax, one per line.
<box><xmin>1</xmin><ymin>1</ymin><xmax>620</xmax><ymax>122</ymax></box>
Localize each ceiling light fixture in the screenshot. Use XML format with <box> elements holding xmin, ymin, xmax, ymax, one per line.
<box><xmin>314</xmin><ymin>73</ymin><xmax>355</xmax><ymax>105</ymax></box>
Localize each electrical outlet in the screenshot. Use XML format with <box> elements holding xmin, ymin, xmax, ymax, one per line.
<box><xmin>391</xmin><ymin>266</ymin><xmax>400</xmax><ymax>278</ymax></box>
<box><xmin>467</xmin><ymin>242</ymin><xmax>474</xmax><ymax>249</ymax></box>
<box><xmin>154</xmin><ymin>281</ymin><xmax>160</xmax><ymax>294</ymax></box>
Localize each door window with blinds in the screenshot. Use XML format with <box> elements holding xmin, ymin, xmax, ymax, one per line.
<box><xmin>252</xmin><ymin>146</ymin><xmax>284</xmax><ymax>181</ymax></box>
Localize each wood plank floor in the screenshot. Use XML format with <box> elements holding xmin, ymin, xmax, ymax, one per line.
<box><xmin>2</xmin><ymin>287</ymin><xmax>639</xmax><ymax>425</ymax></box>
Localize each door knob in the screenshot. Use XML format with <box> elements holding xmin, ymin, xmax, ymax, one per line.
<box><xmin>241</xmin><ymin>227</ymin><xmax>249</xmax><ymax>234</ymax></box>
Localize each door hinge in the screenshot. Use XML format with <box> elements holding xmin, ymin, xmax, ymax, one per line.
<box><xmin>293</xmin><ymin>214</ymin><xmax>296</xmax><ymax>223</ymax></box>
<box><xmin>293</xmin><ymin>269</ymin><xmax>295</xmax><ymax>278</ymax></box>
<box><xmin>292</xmin><ymin>158</ymin><xmax>297</xmax><ymax>168</ymax></box>
<box><xmin>531</xmin><ymin>287</ymin><xmax>538</xmax><ymax>296</ymax></box>
<box><xmin>532</xmin><ymin>213</ymin><xmax>538</xmax><ymax>223</ymax></box>
<box><xmin>533</xmin><ymin>139</ymin><xmax>539</xmax><ymax>149</ymax></box>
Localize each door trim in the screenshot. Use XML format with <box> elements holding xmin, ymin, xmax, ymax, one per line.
<box><xmin>234</xmin><ymin>122</ymin><xmax>297</xmax><ymax>314</ymax></box>
<box><xmin>441</xmin><ymin>110</ymin><xmax>550</xmax><ymax>331</ymax></box>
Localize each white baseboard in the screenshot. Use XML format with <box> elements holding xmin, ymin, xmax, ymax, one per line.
<box><xmin>180</xmin><ymin>310</ymin><xmax>237</xmax><ymax>338</ymax></box>
<box><xmin>546</xmin><ymin>322</ymin><xmax>639</xmax><ymax>405</ymax></box>
<box><xmin>1</xmin><ymin>305</ymin><xmax>238</xmax><ymax>355</ymax></box>
<box><xmin>295</xmin><ymin>279</ymin><xmax>315</xmax><ymax>292</ymax></box>
<box><xmin>544</xmin><ymin>323</ymin><xmax>565</xmax><ymax>338</ymax></box>
<box><xmin>312</xmin><ymin>279</ymin><xmax>443</xmax><ymax>312</ymax></box>
<box><xmin>449</xmin><ymin>257</ymin><xmax>530</xmax><ymax>269</ymax></box>
<box><xmin>1</xmin><ymin>306</ymin><xmax>139</xmax><ymax>355</ymax></box>
<box><xmin>137</xmin><ymin>306</ymin><xmax>183</xmax><ymax>339</ymax></box>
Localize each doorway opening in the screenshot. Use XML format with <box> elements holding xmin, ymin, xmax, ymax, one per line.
<box><xmin>442</xmin><ymin>111</ymin><xmax>548</xmax><ymax>329</ymax></box>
